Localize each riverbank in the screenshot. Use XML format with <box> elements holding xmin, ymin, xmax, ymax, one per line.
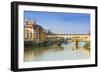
<box><xmin>24</xmin><ymin>40</ymin><xmax>64</xmax><ymax>48</ymax></box>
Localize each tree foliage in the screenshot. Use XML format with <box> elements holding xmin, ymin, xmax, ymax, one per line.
<box><xmin>83</xmin><ymin>42</ymin><xmax>90</xmax><ymax>51</ymax></box>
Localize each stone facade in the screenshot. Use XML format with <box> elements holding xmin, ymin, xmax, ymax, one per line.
<box><xmin>24</xmin><ymin>20</ymin><xmax>47</xmax><ymax>42</ymax></box>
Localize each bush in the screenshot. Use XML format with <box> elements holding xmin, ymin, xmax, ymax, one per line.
<box><xmin>83</xmin><ymin>42</ymin><xmax>90</xmax><ymax>51</ymax></box>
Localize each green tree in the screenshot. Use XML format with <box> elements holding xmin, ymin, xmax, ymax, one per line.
<box><xmin>83</xmin><ymin>42</ymin><xmax>90</xmax><ymax>51</ymax></box>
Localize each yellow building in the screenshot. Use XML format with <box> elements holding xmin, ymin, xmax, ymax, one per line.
<box><xmin>24</xmin><ymin>19</ymin><xmax>47</xmax><ymax>42</ymax></box>
<box><xmin>39</xmin><ymin>28</ymin><xmax>47</xmax><ymax>41</ymax></box>
<box><xmin>24</xmin><ymin>20</ymin><xmax>35</xmax><ymax>41</ymax></box>
<box><xmin>34</xmin><ymin>25</ymin><xmax>47</xmax><ymax>42</ymax></box>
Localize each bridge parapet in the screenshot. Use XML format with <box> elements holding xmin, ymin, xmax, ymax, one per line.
<box><xmin>47</xmin><ymin>34</ymin><xmax>90</xmax><ymax>42</ymax></box>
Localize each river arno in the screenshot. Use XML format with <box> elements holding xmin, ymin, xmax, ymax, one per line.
<box><xmin>24</xmin><ymin>42</ymin><xmax>90</xmax><ymax>62</ymax></box>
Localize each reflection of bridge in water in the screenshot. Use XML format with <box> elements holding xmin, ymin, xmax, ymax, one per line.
<box><xmin>47</xmin><ymin>34</ymin><xmax>90</xmax><ymax>49</ymax></box>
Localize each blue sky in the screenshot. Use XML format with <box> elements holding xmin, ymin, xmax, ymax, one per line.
<box><xmin>24</xmin><ymin>11</ymin><xmax>90</xmax><ymax>34</ymax></box>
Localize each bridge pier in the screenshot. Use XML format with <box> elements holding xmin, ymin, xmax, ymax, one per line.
<box><xmin>73</xmin><ymin>39</ymin><xmax>79</xmax><ymax>50</ymax></box>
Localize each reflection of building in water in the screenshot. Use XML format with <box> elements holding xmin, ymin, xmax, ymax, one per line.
<box><xmin>24</xmin><ymin>46</ymin><xmax>64</xmax><ymax>62</ymax></box>
<box><xmin>24</xmin><ymin>19</ymin><xmax>47</xmax><ymax>42</ymax></box>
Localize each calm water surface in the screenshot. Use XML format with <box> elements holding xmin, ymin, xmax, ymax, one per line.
<box><xmin>24</xmin><ymin>42</ymin><xmax>90</xmax><ymax>62</ymax></box>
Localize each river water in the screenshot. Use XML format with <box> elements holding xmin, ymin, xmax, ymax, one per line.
<box><xmin>24</xmin><ymin>42</ymin><xmax>90</xmax><ymax>62</ymax></box>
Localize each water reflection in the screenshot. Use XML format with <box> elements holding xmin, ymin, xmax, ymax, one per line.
<box><xmin>24</xmin><ymin>42</ymin><xmax>90</xmax><ymax>62</ymax></box>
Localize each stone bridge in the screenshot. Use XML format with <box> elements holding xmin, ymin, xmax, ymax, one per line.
<box><xmin>47</xmin><ymin>34</ymin><xmax>90</xmax><ymax>50</ymax></box>
<box><xmin>47</xmin><ymin>34</ymin><xmax>90</xmax><ymax>42</ymax></box>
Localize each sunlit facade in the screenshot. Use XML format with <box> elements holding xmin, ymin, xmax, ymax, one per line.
<box><xmin>24</xmin><ymin>20</ymin><xmax>34</xmax><ymax>41</ymax></box>
<box><xmin>24</xmin><ymin>20</ymin><xmax>47</xmax><ymax>42</ymax></box>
